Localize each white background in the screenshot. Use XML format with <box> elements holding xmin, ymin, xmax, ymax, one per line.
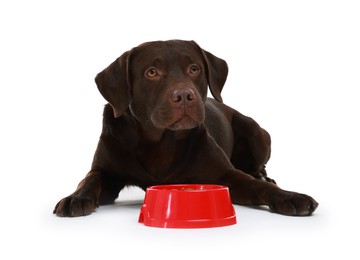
<box><xmin>1</xmin><ymin>0</ymin><xmax>359</xmax><ymax>259</ymax></box>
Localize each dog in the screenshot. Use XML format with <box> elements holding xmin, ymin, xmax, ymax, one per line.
<box><xmin>54</xmin><ymin>40</ymin><xmax>318</xmax><ymax>217</ymax></box>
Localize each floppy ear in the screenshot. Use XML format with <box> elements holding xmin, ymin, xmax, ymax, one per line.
<box><xmin>193</xmin><ymin>42</ymin><xmax>228</xmax><ymax>103</ymax></box>
<box><xmin>95</xmin><ymin>51</ymin><xmax>131</xmax><ymax>118</ymax></box>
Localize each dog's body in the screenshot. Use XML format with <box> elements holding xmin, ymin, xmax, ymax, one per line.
<box><xmin>54</xmin><ymin>40</ymin><xmax>318</xmax><ymax>217</ymax></box>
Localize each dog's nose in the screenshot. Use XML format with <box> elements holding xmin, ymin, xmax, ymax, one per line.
<box><xmin>171</xmin><ymin>88</ymin><xmax>195</xmax><ymax>104</ymax></box>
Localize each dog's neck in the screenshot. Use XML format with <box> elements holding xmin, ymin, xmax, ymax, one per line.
<box><xmin>137</xmin><ymin>122</ymin><xmax>164</xmax><ymax>143</ymax></box>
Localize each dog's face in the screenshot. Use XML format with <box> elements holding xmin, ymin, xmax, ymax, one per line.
<box><xmin>130</xmin><ymin>41</ymin><xmax>208</xmax><ymax>130</ymax></box>
<box><xmin>95</xmin><ymin>40</ymin><xmax>228</xmax><ymax>130</ymax></box>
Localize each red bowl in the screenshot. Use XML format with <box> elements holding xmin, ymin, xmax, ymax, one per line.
<box><xmin>138</xmin><ymin>184</ymin><xmax>237</xmax><ymax>228</ymax></box>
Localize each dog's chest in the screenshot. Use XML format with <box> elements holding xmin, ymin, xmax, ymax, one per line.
<box><xmin>135</xmin><ymin>135</ymin><xmax>189</xmax><ymax>180</ymax></box>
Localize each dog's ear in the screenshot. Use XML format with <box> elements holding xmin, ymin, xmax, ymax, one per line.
<box><xmin>193</xmin><ymin>42</ymin><xmax>228</xmax><ymax>103</ymax></box>
<box><xmin>95</xmin><ymin>51</ymin><xmax>131</xmax><ymax>118</ymax></box>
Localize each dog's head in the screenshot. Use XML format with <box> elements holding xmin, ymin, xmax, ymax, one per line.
<box><xmin>95</xmin><ymin>40</ymin><xmax>228</xmax><ymax>130</ymax></box>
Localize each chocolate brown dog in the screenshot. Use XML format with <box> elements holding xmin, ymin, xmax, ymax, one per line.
<box><xmin>54</xmin><ymin>40</ymin><xmax>318</xmax><ymax>217</ymax></box>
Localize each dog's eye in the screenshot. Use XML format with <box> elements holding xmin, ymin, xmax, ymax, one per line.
<box><xmin>189</xmin><ymin>64</ymin><xmax>200</xmax><ymax>75</ymax></box>
<box><xmin>145</xmin><ymin>67</ymin><xmax>158</xmax><ymax>78</ymax></box>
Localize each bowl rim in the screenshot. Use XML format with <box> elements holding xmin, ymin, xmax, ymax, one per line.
<box><xmin>146</xmin><ymin>184</ymin><xmax>229</xmax><ymax>192</ymax></box>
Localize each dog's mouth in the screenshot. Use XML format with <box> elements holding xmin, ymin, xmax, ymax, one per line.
<box><xmin>151</xmin><ymin>109</ymin><xmax>204</xmax><ymax>131</ymax></box>
<box><xmin>167</xmin><ymin>115</ymin><xmax>199</xmax><ymax>130</ymax></box>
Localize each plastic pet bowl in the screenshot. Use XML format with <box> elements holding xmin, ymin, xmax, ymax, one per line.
<box><xmin>138</xmin><ymin>184</ymin><xmax>237</xmax><ymax>228</ymax></box>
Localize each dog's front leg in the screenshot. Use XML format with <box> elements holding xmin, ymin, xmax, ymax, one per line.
<box><xmin>53</xmin><ymin>170</ymin><xmax>103</xmax><ymax>217</ymax></box>
<box><xmin>221</xmin><ymin>169</ymin><xmax>318</xmax><ymax>216</ymax></box>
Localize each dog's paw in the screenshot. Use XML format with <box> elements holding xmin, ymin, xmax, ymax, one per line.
<box><xmin>269</xmin><ymin>191</ymin><xmax>318</xmax><ymax>216</ymax></box>
<box><xmin>53</xmin><ymin>195</ymin><xmax>99</xmax><ymax>217</ymax></box>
